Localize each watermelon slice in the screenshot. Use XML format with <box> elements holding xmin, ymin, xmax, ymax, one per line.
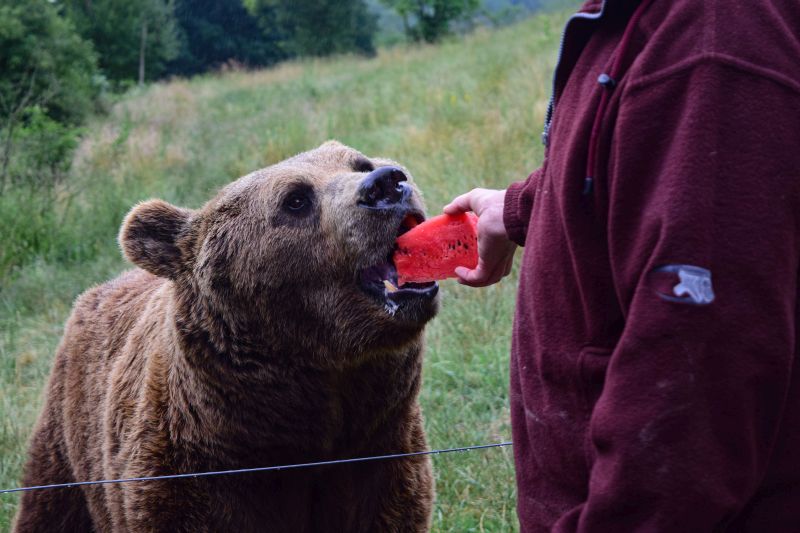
<box><xmin>393</xmin><ymin>212</ymin><xmax>479</xmax><ymax>285</ymax></box>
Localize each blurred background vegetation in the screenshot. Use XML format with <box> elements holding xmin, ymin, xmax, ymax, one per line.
<box><xmin>0</xmin><ymin>0</ymin><xmax>565</xmax><ymax>281</ymax></box>
<box><xmin>1</xmin><ymin>0</ymin><xmax>576</xmax><ymax>530</ymax></box>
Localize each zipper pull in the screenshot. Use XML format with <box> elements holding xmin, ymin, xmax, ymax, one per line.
<box><xmin>597</xmin><ymin>73</ymin><xmax>616</xmax><ymax>89</ymax></box>
<box><xmin>582</xmin><ymin>176</ymin><xmax>594</xmax><ymax>196</ymax></box>
<box><xmin>541</xmin><ymin>122</ymin><xmax>551</xmax><ymax>147</ymax></box>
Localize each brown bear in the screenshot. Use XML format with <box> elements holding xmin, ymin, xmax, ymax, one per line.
<box><xmin>14</xmin><ymin>141</ymin><xmax>439</xmax><ymax>532</ymax></box>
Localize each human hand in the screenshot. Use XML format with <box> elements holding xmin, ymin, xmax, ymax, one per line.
<box><xmin>443</xmin><ymin>188</ymin><xmax>517</xmax><ymax>287</ymax></box>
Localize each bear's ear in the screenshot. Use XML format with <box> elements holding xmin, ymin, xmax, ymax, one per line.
<box><xmin>119</xmin><ymin>199</ymin><xmax>193</xmax><ymax>278</ymax></box>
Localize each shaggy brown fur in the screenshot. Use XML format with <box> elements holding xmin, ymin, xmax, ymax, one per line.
<box><xmin>14</xmin><ymin>141</ymin><xmax>439</xmax><ymax>532</ymax></box>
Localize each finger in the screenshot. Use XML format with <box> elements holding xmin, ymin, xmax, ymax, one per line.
<box><xmin>456</xmin><ymin>247</ymin><xmax>515</xmax><ymax>287</ymax></box>
<box><xmin>454</xmin><ymin>265</ymin><xmax>474</xmax><ymax>282</ymax></box>
<box><xmin>443</xmin><ymin>191</ymin><xmax>475</xmax><ymax>215</ymax></box>
<box><xmin>457</xmin><ymin>273</ymin><xmax>493</xmax><ymax>288</ymax></box>
<box><xmin>454</xmin><ymin>265</ymin><xmax>475</xmax><ymax>281</ymax></box>
<box><xmin>456</xmin><ymin>259</ymin><xmax>496</xmax><ymax>288</ymax></box>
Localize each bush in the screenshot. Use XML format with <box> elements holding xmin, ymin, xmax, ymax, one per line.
<box><xmin>168</xmin><ymin>0</ymin><xmax>285</xmax><ymax>76</ymax></box>
<box><xmin>246</xmin><ymin>0</ymin><xmax>378</xmax><ymax>58</ymax></box>
<box><xmin>63</xmin><ymin>0</ymin><xmax>180</xmax><ymax>85</ymax></box>
<box><xmin>0</xmin><ymin>0</ymin><xmax>99</xmax><ymax>279</ymax></box>
<box><xmin>380</xmin><ymin>0</ymin><xmax>480</xmax><ymax>43</ymax></box>
<box><xmin>0</xmin><ymin>0</ymin><xmax>98</xmax><ymax>190</ymax></box>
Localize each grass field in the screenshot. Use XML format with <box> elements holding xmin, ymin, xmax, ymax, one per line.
<box><xmin>0</xmin><ymin>9</ymin><xmax>570</xmax><ymax>531</ymax></box>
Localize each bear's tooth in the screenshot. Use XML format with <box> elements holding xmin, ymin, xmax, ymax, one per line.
<box><xmin>383</xmin><ymin>280</ymin><xmax>398</xmax><ymax>293</ymax></box>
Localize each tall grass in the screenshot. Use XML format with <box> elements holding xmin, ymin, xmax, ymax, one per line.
<box><xmin>0</xmin><ymin>9</ymin><xmax>570</xmax><ymax>531</ymax></box>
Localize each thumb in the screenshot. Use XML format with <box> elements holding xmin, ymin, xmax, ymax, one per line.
<box><xmin>443</xmin><ymin>191</ymin><xmax>475</xmax><ymax>215</ymax></box>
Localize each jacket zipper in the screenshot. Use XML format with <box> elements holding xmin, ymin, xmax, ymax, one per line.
<box><xmin>583</xmin><ymin>0</ymin><xmax>653</xmax><ymax>196</ymax></box>
<box><xmin>542</xmin><ymin>1</ymin><xmax>609</xmax><ymax>148</ymax></box>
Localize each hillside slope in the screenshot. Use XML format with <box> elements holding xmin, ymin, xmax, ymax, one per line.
<box><xmin>0</xmin><ymin>10</ymin><xmax>567</xmax><ymax>531</ymax></box>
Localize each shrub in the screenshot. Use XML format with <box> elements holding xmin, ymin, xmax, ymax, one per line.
<box><xmin>0</xmin><ymin>0</ymin><xmax>98</xmax><ymax>191</ymax></box>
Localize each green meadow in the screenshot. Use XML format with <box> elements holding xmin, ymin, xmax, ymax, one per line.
<box><xmin>0</xmin><ymin>9</ymin><xmax>569</xmax><ymax>531</ymax></box>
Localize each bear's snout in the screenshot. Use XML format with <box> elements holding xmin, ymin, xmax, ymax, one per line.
<box><xmin>357</xmin><ymin>166</ymin><xmax>411</xmax><ymax>209</ymax></box>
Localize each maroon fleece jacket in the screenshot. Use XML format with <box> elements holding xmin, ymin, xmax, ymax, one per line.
<box><xmin>503</xmin><ymin>0</ymin><xmax>800</xmax><ymax>531</ymax></box>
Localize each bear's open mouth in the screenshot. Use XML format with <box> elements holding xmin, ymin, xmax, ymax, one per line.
<box><xmin>358</xmin><ymin>212</ymin><xmax>438</xmax><ymax>306</ymax></box>
<box><xmin>358</xmin><ymin>261</ymin><xmax>438</xmax><ymax>304</ymax></box>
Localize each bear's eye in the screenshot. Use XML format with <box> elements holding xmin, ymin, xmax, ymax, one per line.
<box><xmin>283</xmin><ymin>192</ymin><xmax>310</xmax><ymax>212</ymax></box>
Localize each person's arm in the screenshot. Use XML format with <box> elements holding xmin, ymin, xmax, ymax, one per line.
<box><xmin>556</xmin><ymin>59</ymin><xmax>800</xmax><ymax>531</ymax></box>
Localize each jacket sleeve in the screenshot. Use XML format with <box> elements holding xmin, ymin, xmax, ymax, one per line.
<box><xmin>555</xmin><ymin>59</ymin><xmax>800</xmax><ymax>531</ymax></box>
<box><xmin>504</xmin><ymin>167</ymin><xmax>543</xmax><ymax>246</ymax></box>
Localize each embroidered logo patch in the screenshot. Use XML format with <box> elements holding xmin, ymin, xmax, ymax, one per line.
<box><xmin>653</xmin><ymin>265</ymin><xmax>715</xmax><ymax>305</ymax></box>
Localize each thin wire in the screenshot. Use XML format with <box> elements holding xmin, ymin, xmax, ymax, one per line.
<box><xmin>0</xmin><ymin>441</ymin><xmax>512</xmax><ymax>495</ymax></box>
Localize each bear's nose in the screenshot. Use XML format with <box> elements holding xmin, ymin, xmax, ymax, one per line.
<box><xmin>358</xmin><ymin>166</ymin><xmax>410</xmax><ymax>208</ymax></box>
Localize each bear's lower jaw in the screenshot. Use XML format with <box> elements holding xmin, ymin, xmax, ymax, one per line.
<box><xmin>358</xmin><ymin>259</ymin><xmax>438</xmax><ymax>317</ymax></box>
<box><xmin>385</xmin><ymin>281</ymin><xmax>439</xmax><ymax>303</ymax></box>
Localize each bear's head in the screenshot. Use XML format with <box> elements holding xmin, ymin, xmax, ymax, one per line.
<box><xmin>119</xmin><ymin>141</ymin><xmax>439</xmax><ymax>366</ymax></box>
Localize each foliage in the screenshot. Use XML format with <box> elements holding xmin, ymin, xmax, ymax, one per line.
<box><xmin>63</xmin><ymin>0</ymin><xmax>180</xmax><ymax>84</ymax></box>
<box><xmin>246</xmin><ymin>0</ymin><xmax>378</xmax><ymax>57</ymax></box>
<box><xmin>380</xmin><ymin>0</ymin><xmax>480</xmax><ymax>43</ymax></box>
<box><xmin>0</xmin><ymin>0</ymin><xmax>97</xmax><ymax>192</ymax></box>
<box><xmin>168</xmin><ymin>0</ymin><xmax>285</xmax><ymax>76</ymax></box>
<box><xmin>4</xmin><ymin>106</ymin><xmax>82</xmax><ymax>187</ymax></box>
<box><xmin>0</xmin><ymin>8</ymin><xmax>575</xmax><ymax>530</ymax></box>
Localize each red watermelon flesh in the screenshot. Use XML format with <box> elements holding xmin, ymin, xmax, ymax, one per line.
<box><xmin>393</xmin><ymin>212</ymin><xmax>479</xmax><ymax>285</ymax></box>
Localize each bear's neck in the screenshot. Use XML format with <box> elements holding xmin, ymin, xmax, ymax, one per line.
<box><xmin>162</xmin><ymin>288</ymin><xmax>424</xmax><ymax>469</ymax></box>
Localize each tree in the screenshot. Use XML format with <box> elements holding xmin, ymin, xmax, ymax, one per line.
<box><xmin>168</xmin><ymin>0</ymin><xmax>284</xmax><ymax>77</ymax></box>
<box><xmin>0</xmin><ymin>0</ymin><xmax>98</xmax><ymax>191</ymax></box>
<box><xmin>63</xmin><ymin>0</ymin><xmax>180</xmax><ymax>85</ymax></box>
<box><xmin>380</xmin><ymin>0</ymin><xmax>479</xmax><ymax>43</ymax></box>
<box><xmin>246</xmin><ymin>0</ymin><xmax>378</xmax><ymax>58</ymax></box>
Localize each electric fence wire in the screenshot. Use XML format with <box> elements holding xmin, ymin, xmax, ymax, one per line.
<box><xmin>0</xmin><ymin>441</ymin><xmax>513</xmax><ymax>495</ymax></box>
